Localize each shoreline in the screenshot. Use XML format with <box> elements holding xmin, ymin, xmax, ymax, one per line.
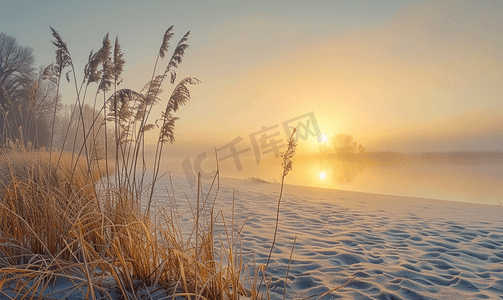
<box><xmin>2</xmin><ymin>170</ymin><xmax>502</xmax><ymax>299</ymax></box>
<box><xmin>187</xmin><ymin>174</ymin><xmax>503</xmax><ymax>224</ymax></box>
<box><xmin>203</xmin><ymin>175</ymin><xmax>503</xmax><ymax>299</ymax></box>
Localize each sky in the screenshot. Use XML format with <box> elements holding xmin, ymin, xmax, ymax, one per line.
<box><xmin>1</xmin><ymin>0</ymin><xmax>502</xmax><ymax>158</ymax></box>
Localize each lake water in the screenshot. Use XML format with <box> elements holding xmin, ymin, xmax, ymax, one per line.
<box><xmin>288</xmin><ymin>158</ymin><xmax>503</xmax><ymax>206</ymax></box>
<box><xmin>166</xmin><ymin>153</ymin><xmax>503</xmax><ymax>206</ymax></box>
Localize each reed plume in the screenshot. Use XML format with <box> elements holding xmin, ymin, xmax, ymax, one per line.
<box><xmin>159</xmin><ymin>25</ymin><xmax>174</xmax><ymax>59</ymax></box>
<box><xmin>48</xmin><ymin>26</ymin><xmax>72</xmax><ymax>163</ymax></box>
<box><xmin>0</xmin><ymin>26</ymin><xmax>274</xmax><ymax>300</ymax></box>
<box><xmin>259</xmin><ymin>128</ymin><xmax>297</xmax><ymax>292</ymax></box>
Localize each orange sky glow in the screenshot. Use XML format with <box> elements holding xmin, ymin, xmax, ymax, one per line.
<box><xmin>2</xmin><ymin>0</ymin><xmax>502</xmax><ymax>155</ymax></box>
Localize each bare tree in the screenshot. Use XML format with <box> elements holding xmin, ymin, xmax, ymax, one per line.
<box><xmin>0</xmin><ymin>33</ymin><xmax>59</xmax><ymax>148</ymax></box>
<box><xmin>16</xmin><ymin>66</ymin><xmax>61</xmax><ymax>148</ymax></box>
<box><xmin>0</xmin><ymin>32</ymin><xmax>36</xmax><ymax>145</ymax></box>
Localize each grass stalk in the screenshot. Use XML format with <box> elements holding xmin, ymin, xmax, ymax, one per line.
<box><xmin>0</xmin><ymin>25</ymin><xmax>333</xmax><ymax>300</ymax></box>
<box><xmin>259</xmin><ymin>128</ymin><xmax>297</xmax><ymax>294</ymax></box>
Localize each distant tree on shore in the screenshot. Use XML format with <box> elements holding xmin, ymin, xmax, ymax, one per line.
<box><xmin>331</xmin><ymin>134</ymin><xmax>365</xmax><ymax>155</ymax></box>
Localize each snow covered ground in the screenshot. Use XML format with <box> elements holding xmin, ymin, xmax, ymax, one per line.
<box><xmin>157</xmin><ymin>174</ymin><xmax>503</xmax><ymax>299</ymax></box>
<box><xmin>3</xmin><ymin>173</ymin><xmax>502</xmax><ymax>299</ymax></box>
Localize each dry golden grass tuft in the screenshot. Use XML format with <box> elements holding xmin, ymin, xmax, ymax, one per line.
<box><xmin>0</xmin><ymin>145</ymin><xmax>254</xmax><ymax>299</ymax></box>
<box><xmin>0</xmin><ymin>146</ymin><xmax>103</xmax><ymax>261</ymax></box>
<box><xmin>0</xmin><ymin>22</ymin><xmax>256</xmax><ymax>300</ymax></box>
<box><xmin>0</xmin><ymin>25</ymin><xmax>353</xmax><ymax>300</ymax></box>
<box><xmin>0</xmin><ymin>25</ymin><xmax>261</xmax><ymax>299</ymax></box>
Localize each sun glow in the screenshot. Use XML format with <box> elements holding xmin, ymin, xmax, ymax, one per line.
<box><xmin>319</xmin><ymin>133</ymin><xmax>328</xmax><ymax>143</ymax></box>
<box><xmin>319</xmin><ymin>172</ymin><xmax>326</xmax><ymax>180</ymax></box>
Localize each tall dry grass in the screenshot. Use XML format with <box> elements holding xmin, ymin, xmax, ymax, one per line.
<box><xmin>0</xmin><ymin>26</ymin><xmax>256</xmax><ymax>300</ymax></box>
<box><xmin>0</xmin><ymin>145</ymin><xmax>254</xmax><ymax>299</ymax></box>
<box><xmin>0</xmin><ymin>25</ymin><xmax>351</xmax><ymax>299</ymax></box>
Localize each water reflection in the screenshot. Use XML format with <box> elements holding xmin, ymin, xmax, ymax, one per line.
<box><xmin>287</xmin><ymin>152</ymin><xmax>503</xmax><ymax>205</ymax></box>
<box><xmin>296</xmin><ymin>152</ymin><xmax>503</xmax><ymax>184</ymax></box>
<box><xmin>327</xmin><ymin>159</ymin><xmax>367</xmax><ymax>183</ymax></box>
<box><xmin>289</xmin><ymin>155</ymin><xmax>368</xmax><ymax>188</ymax></box>
<box><xmin>166</xmin><ymin>151</ymin><xmax>503</xmax><ymax>205</ymax></box>
<box><xmin>290</xmin><ymin>153</ymin><xmax>371</xmax><ymax>185</ymax></box>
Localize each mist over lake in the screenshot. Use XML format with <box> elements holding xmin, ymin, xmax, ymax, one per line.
<box><xmin>159</xmin><ymin>151</ymin><xmax>503</xmax><ymax>206</ymax></box>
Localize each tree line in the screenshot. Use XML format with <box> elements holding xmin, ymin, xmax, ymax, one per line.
<box><xmin>0</xmin><ymin>32</ymin><xmax>110</xmax><ymax>156</ymax></box>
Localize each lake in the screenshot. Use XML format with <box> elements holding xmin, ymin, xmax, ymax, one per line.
<box><xmin>165</xmin><ymin>152</ymin><xmax>503</xmax><ymax>206</ymax></box>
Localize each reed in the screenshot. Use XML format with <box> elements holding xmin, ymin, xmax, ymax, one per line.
<box><xmin>0</xmin><ymin>25</ymin><xmax>351</xmax><ymax>300</ymax></box>
<box><xmin>0</xmin><ymin>149</ymin><xmax>252</xmax><ymax>298</ymax></box>
<box><xmin>0</xmin><ymin>26</ymin><xmax>256</xmax><ymax>299</ymax></box>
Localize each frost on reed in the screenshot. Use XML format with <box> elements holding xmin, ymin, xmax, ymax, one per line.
<box><xmin>0</xmin><ymin>27</ymin><xmax>255</xmax><ymax>300</ymax></box>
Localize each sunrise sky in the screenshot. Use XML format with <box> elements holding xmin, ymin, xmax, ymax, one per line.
<box><xmin>2</xmin><ymin>0</ymin><xmax>502</xmax><ymax>156</ymax></box>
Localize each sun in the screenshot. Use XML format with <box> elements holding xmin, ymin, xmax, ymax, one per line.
<box><xmin>319</xmin><ymin>133</ymin><xmax>328</xmax><ymax>143</ymax></box>
<box><xmin>319</xmin><ymin>172</ymin><xmax>326</xmax><ymax>180</ymax></box>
